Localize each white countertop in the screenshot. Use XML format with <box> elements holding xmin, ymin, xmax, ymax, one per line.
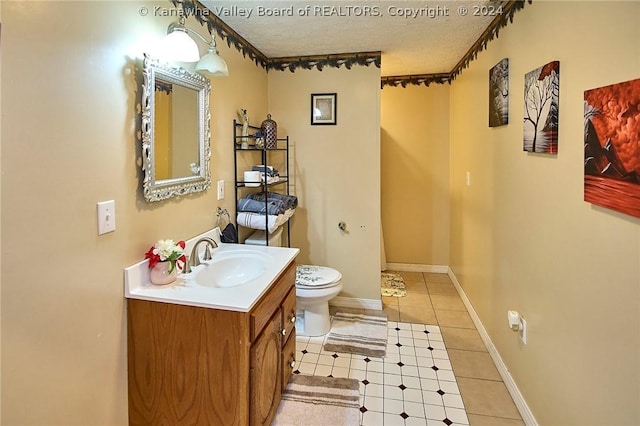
<box><xmin>124</xmin><ymin>228</ymin><xmax>299</xmax><ymax>312</ymax></box>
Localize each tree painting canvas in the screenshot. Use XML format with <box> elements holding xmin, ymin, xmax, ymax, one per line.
<box><xmin>489</xmin><ymin>58</ymin><xmax>509</xmax><ymax>127</ymax></box>
<box><xmin>523</xmin><ymin>61</ymin><xmax>559</xmax><ymax>154</ymax></box>
<box><xmin>584</xmin><ymin>78</ymin><xmax>640</xmax><ymax>218</ymax></box>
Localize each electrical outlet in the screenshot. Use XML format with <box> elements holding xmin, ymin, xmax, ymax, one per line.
<box><xmin>519</xmin><ymin>317</ymin><xmax>527</xmax><ymax>344</ymax></box>
<box><xmin>466</xmin><ymin>171</ymin><xmax>471</xmax><ymax>186</ymax></box>
<box><xmin>97</xmin><ymin>200</ymin><xmax>116</xmax><ymax>235</ymax></box>
<box><xmin>217</xmin><ymin>180</ymin><xmax>224</xmax><ymax>200</ymax></box>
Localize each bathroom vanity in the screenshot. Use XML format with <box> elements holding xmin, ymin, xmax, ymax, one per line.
<box><xmin>125</xmin><ymin>232</ymin><xmax>299</xmax><ymax>425</ymax></box>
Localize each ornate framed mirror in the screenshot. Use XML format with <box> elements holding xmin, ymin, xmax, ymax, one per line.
<box><xmin>140</xmin><ymin>54</ymin><xmax>211</xmax><ymax>202</ymax></box>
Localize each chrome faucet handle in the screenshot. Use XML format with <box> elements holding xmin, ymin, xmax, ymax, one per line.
<box><xmin>204</xmin><ymin>244</ymin><xmax>213</xmax><ymax>261</ymax></box>
<box><xmin>182</xmin><ymin>255</ymin><xmax>192</xmax><ymax>274</ymax></box>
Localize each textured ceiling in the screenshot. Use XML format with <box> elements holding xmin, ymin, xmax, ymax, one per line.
<box><xmin>200</xmin><ymin>0</ymin><xmax>501</xmax><ymax>76</ymax></box>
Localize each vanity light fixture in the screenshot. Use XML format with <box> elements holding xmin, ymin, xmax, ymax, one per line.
<box><xmin>194</xmin><ymin>37</ymin><xmax>229</xmax><ymax>77</ymax></box>
<box><xmin>163</xmin><ymin>17</ymin><xmax>229</xmax><ymax>77</ymax></box>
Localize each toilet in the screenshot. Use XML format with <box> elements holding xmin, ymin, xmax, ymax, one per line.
<box><xmin>244</xmin><ymin>229</ymin><xmax>342</xmax><ymax>337</ymax></box>
<box><xmin>295</xmin><ymin>265</ymin><xmax>343</xmax><ymax>337</ymax></box>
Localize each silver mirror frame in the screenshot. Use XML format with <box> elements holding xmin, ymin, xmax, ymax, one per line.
<box><xmin>141</xmin><ymin>53</ymin><xmax>212</xmax><ymax>202</ymax></box>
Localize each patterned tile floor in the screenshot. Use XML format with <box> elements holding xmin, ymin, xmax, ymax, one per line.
<box><xmin>292</xmin><ymin>272</ymin><xmax>524</xmax><ymax>426</ymax></box>
<box><xmin>295</xmin><ymin>321</ymin><xmax>468</xmax><ymax>426</ymax></box>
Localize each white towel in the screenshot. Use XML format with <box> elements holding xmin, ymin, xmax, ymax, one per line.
<box><xmin>237</xmin><ymin>209</ymin><xmax>294</xmax><ymax>233</ymax></box>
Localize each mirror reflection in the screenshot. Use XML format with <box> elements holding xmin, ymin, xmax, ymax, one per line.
<box><xmin>153</xmin><ymin>81</ymin><xmax>199</xmax><ymax>180</ymax></box>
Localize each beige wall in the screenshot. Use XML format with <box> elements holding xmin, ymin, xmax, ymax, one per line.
<box><xmin>1</xmin><ymin>1</ymin><xmax>267</xmax><ymax>423</ymax></box>
<box><xmin>267</xmin><ymin>66</ymin><xmax>382</xmax><ymax>301</ymax></box>
<box><xmin>381</xmin><ymin>84</ymin><xmax>450</xmax><ymax>266</ymax></box>
<box><xmin>449</xmin><ymin>2</ymin><xmax>640</xmax><ymax>424</ymax></box>
<box><xmin>0</xmin><ymin>3</ymin><xmax>3</xmax><ymax>419</ymax></box>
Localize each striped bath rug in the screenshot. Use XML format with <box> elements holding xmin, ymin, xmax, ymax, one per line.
<box><xmin>272</xmin><ymin>375</ymin><xmax>360</xmax><ymax>425</ymax></box>
<box><xmin>323</xmin><ymin>312</ymin><xmax>388</xmax><ymax>357</ymax></box>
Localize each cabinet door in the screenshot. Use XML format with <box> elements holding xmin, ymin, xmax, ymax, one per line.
<box><xmin>281</xmin><ymin>288</ymin><xmax>296</xmax><ymax>345</ymax></box>
<box><xmin>281</xmin><ymin>329</ymin><xmax>296</xmax><ymax>391</ymax></box>
<box><xmin>250</xmin><ymin>311</ymin><xmax>282</xmax><ymax>426</ymax></box>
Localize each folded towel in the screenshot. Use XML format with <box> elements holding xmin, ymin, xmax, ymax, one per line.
<box><xmin>237</xmin><ymin>213</ymin><xmax>279</xmax><ymax>233</ymax></box>
<box><xmin>237</xmin><ymin>197</ymin><xmax>286</xmax><ymax>215</ymax></box>
<box><xmin>252</xmin><ymin>165</ymin><xmax>279</xmax><ymax>177</ymax></box>
<box><xmin>237</xmin><ymin>209</ymin><xmax>294</xmax><ymax>233</ymax></box>
<box><xmin>248</xmin><ymin>192</ymin><xmax>298</xmax><ymax>210</ymax></box>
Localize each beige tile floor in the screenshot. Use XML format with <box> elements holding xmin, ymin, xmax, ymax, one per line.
<box><xmin>381</xmin><ymin>271</ymin><xmax>524</xmax><ymax>426</ymax></box>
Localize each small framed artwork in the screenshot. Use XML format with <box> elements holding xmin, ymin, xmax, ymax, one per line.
<box><xmin>311</xmin><ymin>93</ymin><xmax>337</xmax><ymax>125</ymax></box>
<box><xmin>489</xmin><ymin>58</ymin><xmax>509</xmax><ymax>127</ymax></box>
<box><xmin>523</xmin><ymin>60</ymin><xmax>560</xmax><ymax>154</ymax></box>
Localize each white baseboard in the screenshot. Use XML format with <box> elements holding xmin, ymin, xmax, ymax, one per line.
<box><xmin>385</xmin><ymin>262</ymin><xmax>449</xmax><ymax>274</ymax></box>
<box><xmin>330</xmin><ymin>296</ymin><xmax>383</xmax><ymax>311</ymax></box>
<box><xmin>447</xmin><ymin>268</ymin><xmax>538</xmax><ymax>426</ymax></box>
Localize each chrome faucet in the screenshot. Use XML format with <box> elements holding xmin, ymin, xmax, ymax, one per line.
<box><xmin>189</xmin><ymin>237</ymin><xmax>218</xmax><ymax>268</ymax></box>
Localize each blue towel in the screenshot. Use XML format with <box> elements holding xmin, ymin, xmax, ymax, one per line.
<box><xmin>248</xmin><ymin>192</ymin><xmax>298</xmax><ymax>211</ymax></box>
<box><xmin>237</xmin><ymin>197</ymin><xmax>286</xmax><ymax>215</ymax></box>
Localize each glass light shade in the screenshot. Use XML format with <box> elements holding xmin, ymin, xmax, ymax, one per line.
<box><xmin>162</xmin><ymin>29</ymin><xmax>200</xmax><ymax>62</ymax></box>
<box><xmin>195</xmin><ymin>48</ymin><xmax>229</xmax><ymax>77</ymax></box>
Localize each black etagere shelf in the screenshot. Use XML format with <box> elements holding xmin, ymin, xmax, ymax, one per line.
<box><xmin>233</xmin><ymin>119</ymin><xmax>291</xmax><ymax>246</ymax></box>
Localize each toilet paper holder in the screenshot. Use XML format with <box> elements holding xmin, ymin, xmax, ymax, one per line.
<box><xmin>507</xmin><ymin>310</ymin><xmax>521</xmax><ymax>331</ymax></box>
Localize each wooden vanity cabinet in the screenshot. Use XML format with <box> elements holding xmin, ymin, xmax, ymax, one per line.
<box><xmin>127</xmin><ymin>261</ymin><xmax>297</xmax><ymax>426</ymax></box>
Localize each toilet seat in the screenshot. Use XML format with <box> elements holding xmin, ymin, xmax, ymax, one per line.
<box><xmin>296</xmin><ymin>265</ymin><xmax>342</xmax><ymax>289</ymax></box>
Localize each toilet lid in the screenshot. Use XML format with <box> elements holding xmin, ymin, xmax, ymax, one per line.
<box><xmin>296</xmin><ymin>265</ymin><xmax>342</xmax><ymax>289</ymax></box>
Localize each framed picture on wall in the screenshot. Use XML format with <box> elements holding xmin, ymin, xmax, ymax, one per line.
<box><xmin>584</xmin><ymin>77</ymin><xmax>640</xmax><ymax>218</ymax></box>
<box><xmin>489</xmin><ymin>58</ymin><xmax>509</xmax><ymax>127</ymax></box>
<box><xmin>311</xmin><ymin>93</ymin><xmax>337</xmax><ymax>125</ymax></box>
<box><xmin>523</xmin><ymin>61</ymin><xmax>560</xmax><ymax>154</ymax></box>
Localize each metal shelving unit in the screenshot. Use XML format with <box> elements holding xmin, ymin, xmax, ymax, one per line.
<box><xmin>233</xmin><ymin>119</ymin><xmax>291</xmax><ymax>246</ymax></box>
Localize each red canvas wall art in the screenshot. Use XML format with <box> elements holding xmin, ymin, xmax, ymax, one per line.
<box><xmin>584</xmin><ymin>77</ymin><xmax>640</xmax><ymax>218</ymax></box>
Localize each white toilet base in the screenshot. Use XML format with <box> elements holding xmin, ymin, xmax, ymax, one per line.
<box><xmin>295</xmin><ymin>265</ymin><xmax>343</xmax><ymax>337</ymax></box>
<box><xmin>297</xmin><ymin>301</ymin><xmax>331</xmax><ymax>337</ymax></box>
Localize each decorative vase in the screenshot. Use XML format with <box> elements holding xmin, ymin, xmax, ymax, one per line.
<box><xmin>149</xmin><ymin>261</ymin><xmax>177</xmax><ymax>285</ymax></box>
<box><xmin>261</xmin><ymin>114</ymin><xmax>278</xmax><ymax>149</ymax></box>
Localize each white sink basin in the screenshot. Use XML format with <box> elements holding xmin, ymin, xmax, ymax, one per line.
<box><xmin>194</xmin><ymin>250</ymin><xmax>273</xmax><ymax>288</ymax></box>
<box><xmin>125</xmin><ymin>227</ymin><xmax>300</xmax><ymax>312</ymax></box>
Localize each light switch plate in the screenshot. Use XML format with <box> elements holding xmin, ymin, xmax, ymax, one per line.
<box><xmin>97</xmin><ymin>200</ymin><xmax>116</xmax><ymax>235</ymax></box>
<box><xmin>217</xmin><ymin>180</ymin><xmax>224</xmax><ymax>200</ymax></box>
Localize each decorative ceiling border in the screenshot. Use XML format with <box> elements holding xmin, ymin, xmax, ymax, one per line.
<box><xmin>381</xmin><ymin>73</ymin><xmax>450</xmax><ymax>89</ymax></box>
<box><xmin>381</xmin><ymin>0</ymin><xmax>530</xmax><ymax>89</ymax></box>
<box><xmin>173</xmin><ymin>0</ymin><xmax>380</xmax><ymax>72</ymax></box>
<box><xmin>449</xmin><ymin>0</ymin><xmax>529</xmax><ymax>81</ymax></box>
<box><xmin>268</xmin><ymin>52</ymin><xmax>381</xmax><ymax>73</ymax></box>
<box><xmin>172</xmin><ymin>0</ymin><xmax>529</xmax><ymax>80</ymax></box>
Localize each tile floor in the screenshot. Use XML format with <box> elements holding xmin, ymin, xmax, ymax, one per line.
<box><xmin>292</xmin><ymin>271</ymin><xmax>524</xmax><ymax>426</ymax></box>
